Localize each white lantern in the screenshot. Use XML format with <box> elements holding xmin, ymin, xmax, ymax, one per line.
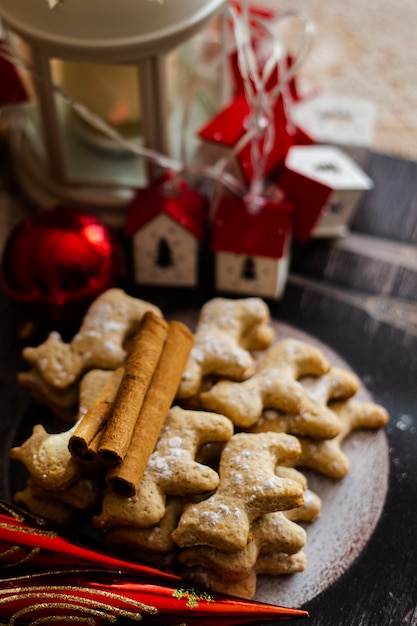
<box><xmin>0</xmin><ymin>0</ymin><xmax>227</xmax><ymax>225</ymax></box>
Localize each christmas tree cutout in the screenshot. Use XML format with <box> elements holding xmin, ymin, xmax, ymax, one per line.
<box><xmin>314</xmin><ymin>162</ymin><xmax>340</xmax><ymax>174</ymax></box>
<box><xmin>241</xmin><ymin>257</ymin><xmax>257</xmax><ymax>281</ymax></box>
<box><xmin>155</xmin><ymin>237</ymin><xmax>173</xmax><ymax>269</ymax></box>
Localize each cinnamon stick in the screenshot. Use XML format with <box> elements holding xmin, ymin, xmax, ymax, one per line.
<box><xmin>68</xmin><ymin>367</ymin><xmax>124</xmax><ymax>463</ymax></box>
<box><xmin>106</xmin><ymin>320</ymin><xmax>194</xmax><ymax>496</ymax></box>
<box><xmin>97</xmin><ymin>311</ymin><xmax>168</xmax><ymax>467</ymax></box>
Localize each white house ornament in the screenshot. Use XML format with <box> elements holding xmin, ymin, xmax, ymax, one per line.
<box><xmin>290</xmin><ymin>94</ymin><xmax>377</xmax><ymax>169</ymax></box>
<box><xmin>125</xmin><ymin>174</ymin><xmax>207</xmax><ymax>288</ymax></box>
<box><xmin>290</xmin><ymin>94</ymin><xmax>376</xmax><ymax>151</ymax></box>
<box><xmin>211</xmin><ymin>192</ymin><xmax>293</xmax><ymax>299</ymax></box>
<box><xmin>279</xmin><ymin>145</ymin><xmax>373</xmax><ymax>241</ymax></box>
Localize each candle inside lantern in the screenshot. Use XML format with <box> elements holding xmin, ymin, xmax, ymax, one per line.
<box><xmin>61</xmin><ymin>61</ymin><xmax>142</xmax><ymax>140</ymax></box>
<box><xmin>0</xmin><ymin>0</ymin><xmax>229</xmax><ymax>216</ymax></box>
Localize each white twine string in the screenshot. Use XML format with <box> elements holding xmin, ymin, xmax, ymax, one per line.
<box><xmin>227</xmin><ymin>5</ymin><xmax>316</xmax><ymax>212</ymax></box>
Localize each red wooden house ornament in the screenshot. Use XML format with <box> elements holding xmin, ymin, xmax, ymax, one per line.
<box><xmin>126</xmin><ymin>173</ymin><xmax>208</xmax><ymax>287</ymax></box>
<box><xmin>197</xmin><ymin>93</ymin><xmax>299</xmax><ymax>185</ymax></box>
<box><xmin>212</xmin><ymin>191</ymin><xmax>293</xmax><ymax>298</ymax></box>
<box><xmin>279</xmin><ymin>145</ymin><xmax>373</xmax><ymax>241</ymax></box>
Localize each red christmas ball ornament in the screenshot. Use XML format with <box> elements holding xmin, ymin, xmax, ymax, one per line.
<box><xmin>2</xmin><ymin>206</ymin><xmax>126</xmax><ymax>325</ymax></box>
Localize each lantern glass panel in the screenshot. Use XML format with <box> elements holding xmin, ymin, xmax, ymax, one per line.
<box><xmin>61</xmin><ymin>61</ymin><xmax>142</xmax><ymax>138</ymax></box>
<box><xmin>2</xmin><ymin>5</ymin><xmax>228</xmax><ymax>219</ymax></box>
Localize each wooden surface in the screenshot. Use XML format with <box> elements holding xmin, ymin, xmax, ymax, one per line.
<box><xmin>1</xmin><ymin>148</ymin><xmax>417</xmax><ymax>625</ymax></box>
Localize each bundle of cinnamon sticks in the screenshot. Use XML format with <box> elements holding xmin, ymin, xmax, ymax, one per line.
<box><xmin>69</xmin><ymin>312</ymin><xmax>194</xmax><ymax>497</ymax></box>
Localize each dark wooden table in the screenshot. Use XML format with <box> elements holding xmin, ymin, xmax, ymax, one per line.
<box><xmin>1</xmin><ymin>149</ymin><xmax>416</xmax><ymax>625</ymax></box>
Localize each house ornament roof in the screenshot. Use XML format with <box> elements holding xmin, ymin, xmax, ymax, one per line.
<box><xmin>125</xmin><ymin>173</ymin><xmax>207</xmax><ymax>240</ymax></box>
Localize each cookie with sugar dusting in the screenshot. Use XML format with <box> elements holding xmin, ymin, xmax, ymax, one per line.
<box><xmin>241</xmin><ymin>363</ymin><xmax>359</xmax><ymax>437</ymax></box>
<box><xmin>10</xmin><ymin>424</ymin><xmax>84</xmax><ymax>491</ymax></box>
<box><xmin>106</xmin><ymin>498</ymin><xmax>184</xmax><ymax>554</ymax></box>
<box><xmin>77</xmin><ymin>369</ymin><xmax>115</xmax><ymax>421</ymax></box>
<box><xmin>181</xmin><ymin>550</ymin><xmax>307</xmax><ymax>600</ymax></box>
<box><xmin>14</xmin><ymin>487</ymin><xmax>75</xmax><ymax>525</ymax></box>
<box><xmin>252</xmin><ymin>397</ymin><xmax>388</xmax><ymax>478</ymax></box>
<box><xmin>255</xmin><ymin>550</ymin><xmax>307</xmax><ymax>577</ymax></box>
<box><xmin>93</xmin><ymin>406</ymin><xmax>234</xmax><ymax>530</ymax></box>
<box><xmin>172</xmin><ymin>432</ymin><xmax>304</xmax><ymax>553</ymax></box>
<box><xmin>284</xmin><ymin>488</ymin><xmax>322</xmax><ymax>523</ymax></box>
<box><xmin>295</xmin><ymin>398</ymin><xmax>389</xmax><ymax>478</ymax></box>
<box><xmin>21</xmin><ymin>475</ymin><xmax>100</xmax><ymax>512</ymax></box>
<box><xmin>17</xmin><ymin>368</ymin><xmax>79</xmax><ymax>423</ymax></box>
<box><xmin>21</xmin><ymin>289</ymin><xmax>162</xmax><ymax>390</ymax></box>
<box><xmin>183</xmin><ymin>566</ymin><xmax>258</xmax><ymax>600</ymax></box>
<box><xmin>17</xmin><ymin>367</ymin><xmax>115</xmax><ymax>425</ymax></box>
<box><xmin>200</xmin><ymin>338</ymin><xmax>342</xmax><ymax>438</ymax></box>
<box><xmin>177</xmin><ymin>297</ymin><xmax>275</xmax><ymax>399</ymax></box>
<box><xmin>13</xmin><ymin>463</ymin><xmax>100</xmax><ymax>525</ymax></box>
<box><xmin>179</xmin><ymin>509</ymin><xmax>307</xmax><ymax>581</ymax></box>
<box><xmin>275</xmin><ymin>466</ymin><xmax>322</xmax><ymax>522</ymax></box>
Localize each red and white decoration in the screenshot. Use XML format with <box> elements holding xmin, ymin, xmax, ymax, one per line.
<box><xmin>212</xmin><ymin>192</ymin><xmax>293</xmax><ymax>298</ymax></box>
<box><xmin>279</xmin><ymin>145</ymin><xmax>373</xmax><ymax>241</ymax></box>
<box><xmin>110</xmin><ymin>6</ymin><xmax>375</xmax><ymax>296</ymax></box>
<box><xmin>126</xmin><ymin>173</ymin><xmax>208</xmax><ymax>288</ymax></box>
<box><xmin>196</xmin><ymin>93</ymin><xmax>309</xmax><ymax>185</ymax></box>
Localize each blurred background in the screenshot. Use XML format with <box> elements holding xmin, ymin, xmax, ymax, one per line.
<box><xmin>269</xmin><ymin>0</ymin><xmax>417</xmax><ymax>161</ymax></box>
<box><xmin>1</xmin><ymin>0</ymin><xmax>416</xmax><ymax>258</ymax></box>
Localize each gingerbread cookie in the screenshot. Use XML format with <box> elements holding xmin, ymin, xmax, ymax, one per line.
<box><xmin>183</xmin><ymin>566</ymin><xmax>258</xmax><ymax>600</ymax></box>
<box><xmin>177</xmin><ymin>297</ymin><xmax>275</xmax><ymax>399</ymax></box>
<box><xmin>17</xmin><ymin>368</ymin><xmax>79</xmax><ymax>423</ymax></box>
<box><xmin>94</xmin><ymin>406</ymin><xmax>234</xmax><ymax>529</ymax></box>
<box><xmin>10</xmin><ymin>424</ymin><xmax>84</xmax><ymax>491</ymax></box>
<box><xmin>21</xmin><ymin>475</ymin><xmax>100</xmax><ymax>511</ymax></box>
<box><xmin>273</xmin><ymin>467</ymin><xmax>322</xmax><ymax>522</ymax></box>
<box><xmin>172</xmin><ymin>432</ymin><xmax>304</xmax><ymax>552</ymax></box>
<box><xmin>14</xmin><ymin>487</ymin><xmax>75</xmax><ymax>525</ymax></box>
<box><xmin>251</xmin><ymin>395</ymin><xmax>388</xmax><ymax>479</ymax></box>
<box><xmin>179</xmin><ymin>509</ymin><xmax>307</xmax><ymax>580</ymax></box>
<box><xmin>21</xmin><ymin>289</ymin><xmax>162</xmax><ymax>390</ymax></box>
<box><xmin>106</xmin><ymin>498</ymin><xmax>184</xmax><ymax>554</ymax></box>
<box><xmin>295</xmin><ymin>398</ymin><xmax>389</xmax><ymax>478</ymax></box>
<box><xmin>200</xmin><ymin>339</ymin><xmax>342</xmax><ymax>438</ymax></box>
<box><xmin>181</xmin><ymin>550</ymin><xmax>307</xmax><ymax>601</ymax></box>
